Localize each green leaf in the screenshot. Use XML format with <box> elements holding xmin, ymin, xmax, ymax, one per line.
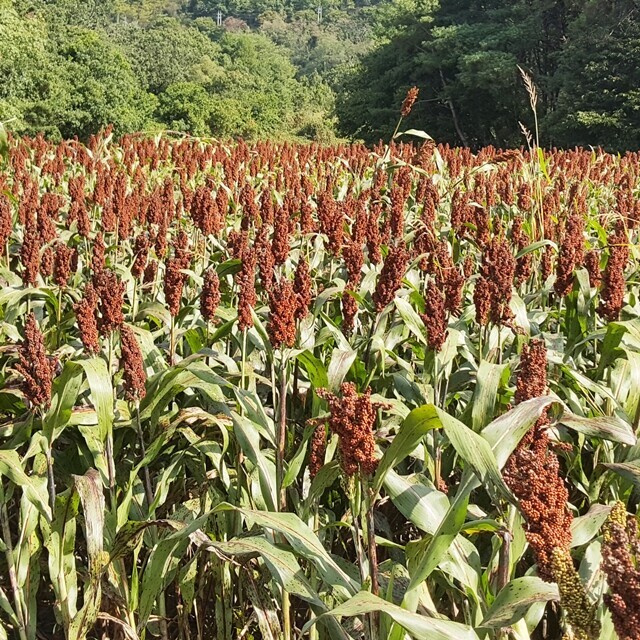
<box><xmin>44</xmin><ymin>361</ymin><xmax>83</xmax><ymax>443</ymax></box>
<box><xmin>480</xmin><ymin>576</ymin><xmax>559</xmax><ymax>628</ymax></box>
<box><xmin>327</xmin><ymin>347</ymin><xmax>357</xmax><ymax>390</ymax></box>
<box><xmin>571</xmin><ymin>504</ymin><xmax>612</xmax><ymax>548</ymax></box>
<box><xmin>214</xmin><ymin>505</ymin><xmax>359</xmax><ymax>598</ymax></box>
<box><xmin>482</xmin><ymin>397</ymin><xmax>558</xmax><ymax>468</ymax></box>
<box><xmin>373</xmin><ymin>405</ymin><xmax>440</xmax><ymax>494</ymax></box>
<box><xmin>471</xmin><ymin>361</ymin><xmax>507</xmax><ymax>432</ymax></box>
<box><xmin>559</xmin><ymin>412</ymin><xmax>636</xmax><ymax>445</ymax></box>
<box><xmin>602</xmin><ymin>460</ymin><xmax>640</xmax><ymax>487</ymax></box>
<box><xmin>402</xmin><ymin>473</ymin><xmax>474</xmax><ymax>609</ymax></box>
<box><xmin>394</xmin><ymin>297</ymin><xmax>427</xmax><ymax>345</ymax></box>
<box><xmin>0</xmin><ymin>450</ymin><xmax>51</xmax><ymax>521</ymax></box>
<box><xmin>296</xmin><ymin>351</ymin><xmax>329</xmax><ymax>389</ymax></box>
<box><xmin>303</xmin><ymin>591</ymin><xmax>479</xmax><ymax>640</ymax></box>
<box><xmin>77</xmin><ymin>357</ymin><xmax>113</xmax><ymax>443</ymax></box>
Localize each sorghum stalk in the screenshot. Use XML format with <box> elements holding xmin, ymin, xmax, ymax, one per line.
<box><xmin>0</xmin><ymin>483</ymin><xmax>28</xmax><ymax>640</ymax></box>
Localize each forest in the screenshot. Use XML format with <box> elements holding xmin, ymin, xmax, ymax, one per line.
<box><xmin>2</xmin><ymin>0</ymin><xmax>640</xmax><ymax>150</ymax></box>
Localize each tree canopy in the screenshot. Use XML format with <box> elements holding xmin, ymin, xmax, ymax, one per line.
<box><xmin>2</xmin><ymin>0</ymin><xmax>640</xmax><ymax>150</ymax></box>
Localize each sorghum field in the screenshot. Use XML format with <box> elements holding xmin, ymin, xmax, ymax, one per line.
<box><xmin>0</xmin><ymin>125</ymin><xmax>639</xmax><ymax>640</ymax></box>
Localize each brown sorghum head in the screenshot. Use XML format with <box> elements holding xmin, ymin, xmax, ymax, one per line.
<box><xmin>373</xmin><ymin>244</ymin><xmax>410</xmax><ymax>312</ymax></box>
<box><xmin>554</xmin><ymin>212</ymin><xmax>585</xmax><ymax>297</ymax></box>
<box><xmin>268</xmin><ymin>279</ymin><xmax>297</xmax><ymax>350</ymax></box>
<box><xmin>164</xmin><ymin>232</ymin><xmax>192</xmax><ymax>317</ymax></box>
<box><xmin>598</xmin><ymin>219</ymin><xmax>629</xmax><ymax>321</ymax></box>
<box><xmin>92</xmin><ymin>233</ymin><xmax>105</xmax><ymax>277</ymax></box>
<box><xmin>237</xmin><ymin>244</ymin><xmax>257</xmax><ymax>332</ymax></box>
<box><xmin>294</xmin><ymin>258</ymin><xmax>313</xmax><ymax>320</ymax></box>
<box><xmin>40</xmin><ymin>246</ymin><xmax>55</xmax><ymax>279</ymax></box>
<box><xmin>16</xmin><ymin>312</ymin><xmax>56</xmax><ymax>410</ymax></box>
<box><xmin>21</xmin><ymin>216</ymin><xmax>41</xmax><ymax>287</ymax></box>
<box><xmin>201</xmin><ymin>267</ymin><xmax>221</xmax><ymax>323</ymax></box>
<box><xmin>584</xmin><ymin>250</ymin><xmax>602</xmax><ymax>288</ymax></box>
<box><xmin>503</xmin><ymin>430</ymin><xmax>573</xmax><ymax>581</ymax></box>
<box><xmin>309</xmin><ymin>423</ymin><xmax>327</xmax><ymax>479</ymax></box>
<box><xmin>73</xmin><ymin>283</ymin><xmax>100</xmax><ymax>354</ymax></box>
<box><xmin>131</xmin><ymin>233</ymin><xmax>149</xmax><ymax>279</ymax></box>
<box><xmin>316</xmin><ymin>383</ymin><xmax>388</xmax><ymax>476</ymax></box>
<box><xmin>143</xmin><ymin>260</ymin><xmax>158</xmax><ymax>288</ymax></box>
<box><xmin>401</xmin><ymin>86</ymin><xmax>419</xmax><ymax>117</ymax></box>
<box><xmin>94</xmin><ymin>268</ymin><xmax>125</xmax><ymax>335</ymax></box>
<box><xmin>120</xmin><ymin>325</ymin><xmax>147</xmax><ymax>402</ymax></box>
<box><xmin>53</xmin><ymin>243</ymin><xmax>74</xmax><ymax>288</ymax></box>
<box><xmin>601</xmin><ymin>502</ymin><xmax>640</xmax><ymax>640</ymax></box>
<box><xmin>422</xmin><ymin>280</ymin><xmax>448</xmax><ymax>351</ymax></box>
<box><xmin>516</xmin><ymin>339</ymin><xmax>547</xmax><ymax>403</ymax></box>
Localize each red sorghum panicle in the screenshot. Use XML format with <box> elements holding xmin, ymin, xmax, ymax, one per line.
<box><xmin>422</xmin><ymin>280</ymin><xmax>448</xmax><ymax>351</ymax></box>
<box><xmin>268</xmin><ymin>279</ymin><xmax>297</xmax><ymax>349</ymax></box>
<box><xmin>201</xmin><ymin>267</ymin><xmax>220</xmax><ymax>323</ymax></box>
<box><xmin>601</xmin><ymin>502</ymin><xmax>640</xmax><ymax>640</ymax></box>
<box><xmin>21</xmin><ymin>215</ymin><xmax>41</xmax><ymax>286</ymax></box>
<box><xmin>473</xmin><ymin>275</ymin><xmax>491</xmax><ymax>326</ymax></box>
<box><xmin>16</xmin><ymin>313</ymin><xmax>56</xmax><ymax>409</ymax></box>
<box><xmin>92</xmin><ymin>233</ymin><xmax>105</xmax><ymax>276</ymax></box>
<box><xmin>584</xmin><ymin>250</ymin><xmax>602</xmax><ymax>288</ymax></box>
<box><xmin>40</xmin><ymin>246</ymin><xmax>55</xmax><ymax>278</ymax></box>
<box><xmin>0</xmin><ymin>193</ymin><xmax>12</xmax><ymax>253</ymax></box>
<box><xmin>554</xmin><ymin>212</ymin><xmax>585</xmax><ymax>297</ymax></box>
<box><xmin>515</xmin><ymin>339</ymin><xmax>548</xmax><ymax>403</ymax></box>
<box><xmin>309</xmin><ymin>424</ymin><xmax>327</xmax><ymax>479</ymax></box>
<box><xmin>511</xmin><ymin>217</ymin><xmax>532</xmax><ymax>285</ymax></box>
<box><xmin>53</xmin><ymin>243</ymin><xmax>74</xmax><ymax>287</ymax></box>
<box><xmin>237</xmin><ymin>245</ymin><xmax>257</xmax><ymax>332</ymax></box>
<box><xmin>373</xmin><ymin>244</ymin><xmax>409</xmax><ymax>312</ymax></box>
<box><xmin>143</xmin><ymin>259</ymin><xmax>158</xmax><ymax>289</ymax></box>
<box><xmin>400</xmin><ymin>86</ymin><xmax>419</xmax><ymax>117</ymax></box>
<box><xmin>503</xmin><ymin>428</ymin><xmax>573</xmax><ymax>581</ymax></box>
<box><xmin>120</xmin><ymin>325</ymin><xmax>147</xmax><ymax>402</ymax></box>
<box><xmin>164</xmin><ymin>231</ymin><xmax>192</xmax><ymax>316</ymax></box>
<box><xmin>131</xmin><ymin>233</ymin><xmax>149</xmax><ymax>279</ymax></box>
<box><xmin>73</xmin><ymin>283</ymin><xmax>100</xmax><ymax>354</ymax></box>
<box><xmin>475</xmin><ymin>237</ymin><xmax>515</xmax><ymax>326</ymax></box>
<box><xmin>293</xmin><ymin>258</ymin><xmax>312</xmax><ymax>320</ymax></box>
<box><xmin>256</xmin><ymin>225</ymin><xmax>275</xmax><ymax>293</ymax></box>
<box><xmin>94</xmin><ymin>268</ymin><xmax>125</xmax><ymax>335</ymax></box>
<box><xmin>504</xmin><ymin>340</ymin><xmax>574</xmax><ymax>582</ymax></box>
<box><xmin>598</xmin><ymin>219</ymin><xmax>629</xmax><ymax>321</ymax></box>
<box><xmin>316</xmin><ymin>383</ymin><xmax>388</xmax><ymax>476</ymax></box>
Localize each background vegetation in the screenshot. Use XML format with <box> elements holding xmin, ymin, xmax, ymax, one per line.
<box><xmin>2</xmin><ymin>0</ymin><xmax>640</xmax><ymax>149</ymax></box>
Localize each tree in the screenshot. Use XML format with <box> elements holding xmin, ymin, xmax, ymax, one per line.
<box><xmin>157</xmin><ymin>82</ymin><xmax>213</xmax><ymax>135</ymax></box>
<box><xmin>547</xmin><ymin>0</ymin><xmax>640</xmax><ymax>151</ymax></box>
<box><xmin>56</xmin><ymin>28</ymin><xmax>156</xmax><ymax>138</ymax></box>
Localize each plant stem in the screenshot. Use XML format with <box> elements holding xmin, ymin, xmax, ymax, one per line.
<box><xmin>365</xmin><ymin>481</ymin><xmax>379</xmax><ymax>640</ymax></box>
<box><xmin>170</xmin><ymin>313</ymin><xmax>176</xmax><ymax>366</ymax></box>
<box><xmin>277</xmin><ymin>356</ymin><xmax>288</xmax><ymax>513</ymax></box>
<box><xmin>0</xmin><ymin>484</ymin><xmax>28</xmax><ymax>640</ymax></box>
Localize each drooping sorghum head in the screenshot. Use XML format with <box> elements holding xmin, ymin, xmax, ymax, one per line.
<box><xmin>120</xmin><ymin>325</ymin><xmax>147</xmax><ymax>402</ymax></box>
<box><xmin>372</xmin><ymin>244</ymin><xmax>410</xmax><ymax>312</ymax></box>
<box><xmin>93</xmin><ymin>268</ymin><xmax>125</xmax><ymax>335</ymax></box>
<box><xmin>422</xmin><ymin>280</ymin><xmax>448</xmax><ymax>352</ymax></box>
<box><xmin>267</xmin><ymin>279</ymin><xmax>297</xmax><ymax>350</ymax></box>
<box><xmin>16</xmin><ymin>312</ymin><xmax>56</xmax><ymax>410</ymax></box>
<box><xmin>598</xmin><ymin>219</ymin><xmax>629</xmax><ymax>321</ymax></box>
<box><xmin>73</xmin><ymin>282</ymin><xmax>100</xmax><ymax>354</ymax></box>
<box><xmin>400</xmin><ymin>86</ymin><xmax>419</xmax><ymax>117</ymax></box>
<box><xmin>316</xmin><ymin>383</ymin><xmax>389</xmax><ymax>477</ymax></box>
<box><xmin>201</xmin><ymin>267</ymin><xmax>221</xmax><ymax>324</ymax></box>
